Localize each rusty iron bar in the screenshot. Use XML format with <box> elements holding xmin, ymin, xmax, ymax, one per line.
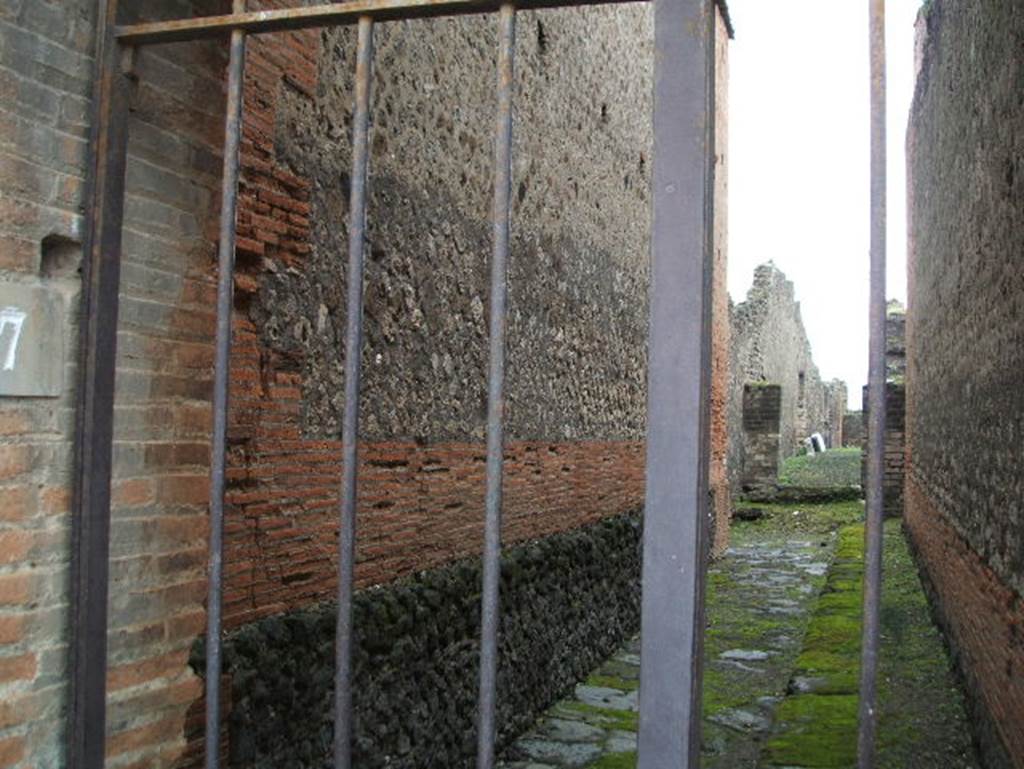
<box><xmin>68</xmin><ymin>2</ymin><xmax>131</xmax><ymax>768</ymax></box>
<box><xmin>637</xmin><ymin>0</ymin><xmax>715</xmax><ymax>766</ymax></box>
<box><xmin>113</xmin><ymin>0</ymin><xmax>642</xmax><ymax>46</ymax></box>
<box><xmin>858</xmin><ymin>0</ymin><xmax>887</xmax><ymax>765</ymax></box>
<box><xmin>333</xmin><ymin>15</ymin><xmax>375</xmax><ymax>769</ymax></box>
<box><xmin>205</xmin><ymin>3</ymin><xmax>248</xmax><ymax>767</ymax></box>
<box><xmin>475</xmin><ymin>5</ymin><xmax>516</xmax><ymax>768</ymax></box>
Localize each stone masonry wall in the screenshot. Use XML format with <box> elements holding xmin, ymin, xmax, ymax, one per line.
<box><xmin>905</xmin><ymin>2</ymin><xmax>1024</xmax><ymax>766</ymax></box>
<box><xmin>0</xmin><ymin>2</ymin><xmax>231</xmax><ymax>767</ymax></box>
<box><xmin>728</xmin><ymin>264</ymin><xmax>845</xmax><ymax>494</ymax></box>
<box><xmin>204</xmin><ymin>513</ymin><xmax>641</xmax><ymax>769</ymax></box>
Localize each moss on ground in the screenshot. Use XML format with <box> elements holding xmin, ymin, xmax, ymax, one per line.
<box><xmin>589</xmin><ymin>751</ymin><xmax>637</xmax><ymax>769</ymax></box>
<box><xmin>762</xmin><ymin>523</ymin><xmax>865</xmax><ymax>767</ymax></box>
<box><xmin>763</xmin><ymin>520</ymin><xmax>979</xmax><ymax>768</ymax></box>
<box><xmin>777</xmin><ymin>447</ymin><xmax>862</xmax><ymax>488</ymax></box>
<box><xmin>558</xmin><ymin>701</ymin><xmax>638</xmax><ymax>732</ymax></box>
<box><xmin>732</xmin><ymin>499</ymin><xmax>864</xmax><ymax>539</ymax></box>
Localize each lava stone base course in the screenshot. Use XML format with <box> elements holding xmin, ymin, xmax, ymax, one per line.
<box><xmin>191</xmin><ymin>513</ymin><xmax>642</xmax><ymax>768</ymax></box>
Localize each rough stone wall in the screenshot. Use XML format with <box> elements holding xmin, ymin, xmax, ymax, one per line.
<box><xmin>207</xmin><ymin>513</ymin><xmax>641</xmax><ymax>769</ymax></box>
<box><xmin>905</xmin><ymin>2</ymin><xmax>1024</xmax><ymax>766</ymax></box>
<box><xmin>728</xmin><ymin>264</ymin><xmax>844</xmax><ymax>493</ymax></box>
<box><xmin>217</xmin><ymin>1</ymin><xmax>731</xmax><ymax>641</ymax></box>
<box><xmin>215</xmin><ymin>9</ymin><xmax>655</xmax><ymax>631</ymax></box>
<box><xmin>0</xmin><ymin>1</ymin><xmax>230</xmax><ymax>767</ymax></box>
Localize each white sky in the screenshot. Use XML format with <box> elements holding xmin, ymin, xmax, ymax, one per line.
<box><xmin>726</xmin><ymin>0</ymin><xmax>923</xmax><ymax>408</ymax></box>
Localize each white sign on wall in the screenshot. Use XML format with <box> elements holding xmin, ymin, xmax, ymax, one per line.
<box><xmin>0</xmin><ymin>284</ymin><xmax>64</xmax><ymax>397</ymax></box>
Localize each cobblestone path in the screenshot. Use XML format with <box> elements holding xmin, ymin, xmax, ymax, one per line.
<box><xmin>498</xmin><ymin>502</ymin><xmax>978</xmax><ymax>769</ymax></box>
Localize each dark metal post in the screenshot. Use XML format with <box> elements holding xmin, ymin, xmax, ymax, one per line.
<box><xmin>637</xmin><ymin>0</ymin><xmax>715</xmax><ymax>766</ymax></box>
<box><xmin>333</xmin><ymin>16</ymin><xmax>375</xmax><ymax>769</ymax></box>
<box><xmin>476</xmin><ymin>5</ymin><xmax>516</xmax><ymax>769</ymax></box>
<box><xmin>68</xmin><ymin>2</ymin><xmax>130</xmax><ymax>767</ymax></box>
<box><xmin>204</xmin><ymin>3</ymin><xmax>247</xmax><ymax>767</ymax></box>
<box><xmin>858</xmin><ymin>0</ymin><xmax>887</xmax><ymax>765</ymax></box>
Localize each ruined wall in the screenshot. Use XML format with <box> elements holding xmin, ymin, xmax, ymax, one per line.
<box><xmin>728</xmin><ymin>264</ymin><xmax>844</xmax><ymax>493</ymax></box>
<box><xmin>0</xmin><ymin>2</ymin><xmax>230</xmax><ymax>767</ymax></box>
<box><xmin>905</xmin><ymin>2</ymin><xmax>1024</xmax><ymax>766</ymax></box>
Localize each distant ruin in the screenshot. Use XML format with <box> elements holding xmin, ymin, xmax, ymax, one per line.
<box><xmin>728</xmin><ymin>264</ymin><xmax>847</xmax><ymax>494</ymax></box>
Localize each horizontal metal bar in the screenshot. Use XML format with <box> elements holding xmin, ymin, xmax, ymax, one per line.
<box><xmin>115</xmin><ymin>0</ymin><xmax>646</xmax><ymax>45</ymax></box>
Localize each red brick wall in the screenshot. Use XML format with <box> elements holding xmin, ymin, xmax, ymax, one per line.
<box><xmin>904</xmin><ymin>479</ymin><xmax>1024</xmax><ymax>767</ymax></box>
<box><xmin>0</xmin><ymin>1</ymin><xmax>231</xmax><ymax>767</ymax></box>
<box><xmin>708</xmin><ymin>8</ymin><xmax>731</xmax><ymax>557</ymax></box>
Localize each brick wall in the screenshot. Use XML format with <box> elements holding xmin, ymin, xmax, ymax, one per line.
<box><xmin>0</xmin><ymin>1</ymin><xmax>230</xmax><ymax>767</ymax></box>
<box><xmin>727</xmin><ymin>264</ymin><xmax>847</xmax><ymax>493</ymax></box>
<box><xmin>739</xmin><ymin>383</ymin><xmax>781</xmax><ymax>494</ymax></box>
<box><xmin>708</xmin><ymin>9</ymin><xmax>731</xmax><ymax>556</ymax></box>
<box><xmin>906</xmin><ymin>1</ymin><xmax>1024</xmax><ymax>766</ymax></box>
<box><xmin>861</xmin><ymin>382</ymin><xmax>905</xmax><ymax>517</ymax></box>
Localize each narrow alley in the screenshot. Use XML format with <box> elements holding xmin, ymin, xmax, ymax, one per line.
<box><xmin>501</xmin><ymin>454</ymin><xmax>978</xmax><ymax>768</ymax></box>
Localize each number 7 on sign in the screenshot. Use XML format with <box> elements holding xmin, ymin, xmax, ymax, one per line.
<box><xmin>0</xmin><ymin>307</ymin><xmax>27</xmax><ymax>372</ymax></box>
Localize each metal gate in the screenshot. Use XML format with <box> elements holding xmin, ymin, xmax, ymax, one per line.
<box><xmin>68</xmin><ymin>1</ymin><xmax>888</xmax><ymax>768</ymax></box>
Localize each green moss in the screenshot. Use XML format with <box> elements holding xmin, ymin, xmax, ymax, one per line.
<box><xmin>731</xmin><ymin>499</ymin><xmax>864</xmax><ymax>538</ymax></box>
<box><xmin>763</xmin><ymin>694</ymin><xmax>859</xmax><ymax>767</ymax></box>
<box><xmin>778</xmin><ymin>447</ymin><xmax>863</xmax><ymax>488</ymax></box>
<box><xmin>588</xmin><ymin>751</ymin><xmax>637</xmax><ymax>769</ymax></box>
<box><xmin>559</xmin><ymin>702</ymin><xmax>638</xmax><ymax>732</ymax></box>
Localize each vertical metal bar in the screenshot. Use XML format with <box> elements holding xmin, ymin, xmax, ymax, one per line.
<box><xmin>205</xmin><ymin>3</ymin><xmax>247</xmax><ymax>767</ymax></box>
<box><xmin>68</xmin><ymin>2</ymin><xmax>129</xmax><ymax>767</ymax></box>
<box><xmin>637</xmin><ymin>0</ymin><xmax>715</xmax><ymax>766</ymax></box>
<box><xmin>858</xmin><ymin>0</ymin><xmax>887</xmax><ymax>765</ymax></box>
<box><xmin>476</xmin><ymin>5</ymin><xmax>516</xmax><ymax>769</ymax></box>
<box><xmin>333</xmin><ymin>16</ymin><xmax>374</xmax><ymax>769</ymax></box>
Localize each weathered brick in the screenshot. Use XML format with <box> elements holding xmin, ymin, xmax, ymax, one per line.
<box><xmin>0</xmin><ymin>652</ymin><xmax>37</xmax><ymax>683</ymax></box>
<box><xmin>0</xmin><ymin>735</ymin><xmax>26</xmax><ymax>768</ymax></box>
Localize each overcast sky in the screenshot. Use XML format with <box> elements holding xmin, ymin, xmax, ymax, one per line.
<box><xmin>726</xmin><ymin>0</ymin><xmax>923</xmax><ymax>407</ymax></box>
